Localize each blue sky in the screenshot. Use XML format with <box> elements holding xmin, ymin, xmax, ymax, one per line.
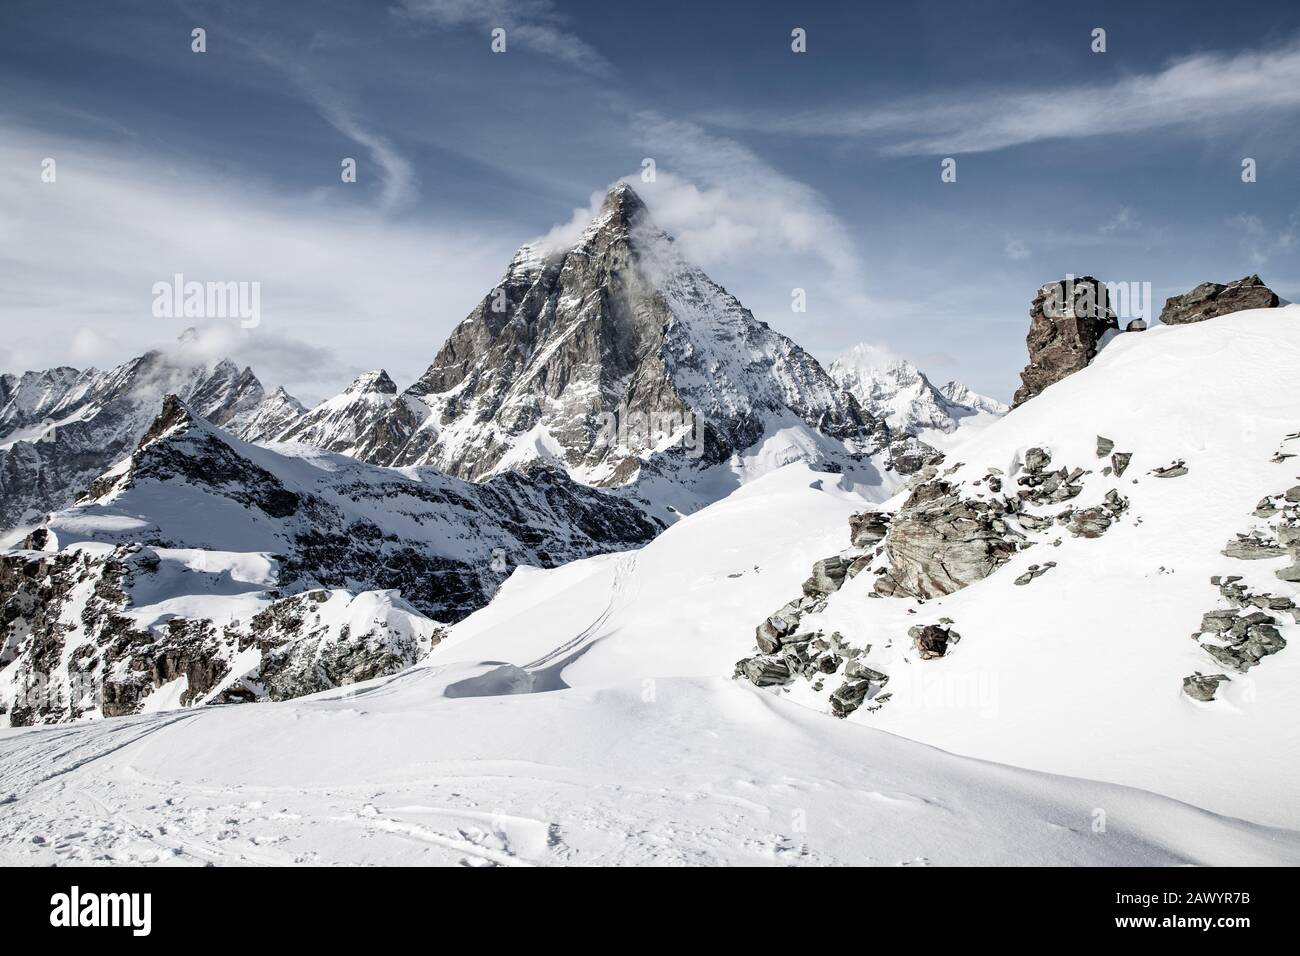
<box><xmin>3</xmin><ymin>0</ymin><xmax>1298</xmax><ymax>403</ymax></box>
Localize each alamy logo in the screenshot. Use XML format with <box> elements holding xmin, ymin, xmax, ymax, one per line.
<box><xmin>49</xmin><ymin>886</ymin><xmax>151</xmax><ymax>936</ymax></box>
<box><xmin>596</xmin><ymin>403</ymin><xmax>704</xmax><ymax>459</ymax></box>
<box><xmin>152</xmin><ymin>273</ymin><xmax>261</xmax><ymax>328</ymax></box>
<box><xmin>1045</xmin><ymin>274</ymin><xmax>1152</xmax><ymax>323</ymax></box>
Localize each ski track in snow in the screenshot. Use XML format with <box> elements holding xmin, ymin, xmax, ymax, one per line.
<box><xmin>4</xmin><ymin>664</ymin><xmax>1300</xmax><ymax>866</ymax></box>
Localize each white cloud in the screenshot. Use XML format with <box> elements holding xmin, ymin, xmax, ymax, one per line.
<box><xmin>1004</xmin><ymin>238</ymin><xmax>1031</xmax><ymax>261</ymax></box>
<box><xmin>0</xmin><ymin>122</ymin><xmax>509</xmax><ymax>404</ymax></box>
<box><xmin>1228</xmin><ymin>212</ymin><xmax>1297</xmax><ymax>270</ymax></box>
<box><xmin>526</xmin><ymin>113</ymin><xmax>875</xmax><ymax>338</ymax></box>
<box><xmin>1099</xmin><ymin>207</ymin><xmax>1139</xmax><ymax>235</ymax></box>
<box><xmin>709</xmin><ymin>40</ymin><xmax>1300</xmax><ymax>155</ymax></box>
<box><xmin>395</xmin><ymin>0</ymin><xmax>612</xmax><ymax>76</ymax></box>
<box><xmin>238</xmin><ymin>38</ymin><xmax>418</xmax><ymax>212</ymax></box>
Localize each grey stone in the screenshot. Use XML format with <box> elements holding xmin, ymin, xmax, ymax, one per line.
<box><xmin>1012</xmin><ymin>277</ymin><xmax>1118</xmax><ymax>407</ymax></box>
<box><xmin>844</xmin><ymin>659</ymin><xmax>889</xmax><ymax>684</ymax></box>
<box><xmin>848</xmin><ymin>511</ymin><xmax>890</xmax><ymax>549</ymax></box>
<box><xmin>1159</xmin><ymin>274</ymin><xmax>1280</xmax><ymax>325</ymax></box>
<box><xmin>1182</xmin><ymin>672</ymin><xmax>1230</xmax><ymax>702</ymax></box>
<box><xmin>737</xmin><ymin>656</ymin><xmax>794</xmax><ymax>687</ymax></box>
<box><xmin>1222</xmin><ymin>535</ymin><xmax>1286</xmax><ymax>560</ymax></box>
<box><xmin>1024</xmin><ymin>447</ymin><xmax>1052</xmax><ymax>473</ymax></box>
<box><xmin>802</xmin><ymin>556</ymin><xmax>849</xmax><ymax>598</ymax></box>
<box><xmin>873</xmin><ymin>479</ymin><xmax>1021</xmax><ymax>599</ymax></box>
<box><xmin>909</xmin><ymin>624</ymin><xmax>954</xmax><ymax>660</ymax></box>
<box><xmin>830</xmin><ymin>679</ymin><xmax>871</xmax><ymax>718</ymax></box>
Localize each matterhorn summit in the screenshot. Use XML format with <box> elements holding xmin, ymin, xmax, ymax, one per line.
<box><xmin>277</xmin><ymin>183</ymin><xmax>929</xmax><ymax>513</ymax></box>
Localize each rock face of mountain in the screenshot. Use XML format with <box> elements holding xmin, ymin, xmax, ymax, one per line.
<box><xmin>829</xmin><ymin>344</ymin><xmax>1007</xmax><ymax>447</ymax></box>
<box><xmin>236</xmin><ymin>385</ymin><xmax>308</xmax><ymax>443</ymax></box>
<box><xmin>1012</xmin><ymin>277</ymin><xmax>1118</xmax><ymax>407</ymax></box>
<box><xmin>277</xmin><ymin>183</ymin><xmax>926</xmax><ymax>498</ymax></box>
<box><xmin>0</xmin><ymin>341</ymin><xmax>305</xmax><ymax>533</ymax></box>
<box><xmin>1159</xmin><ymin>274</ymin><xmax>1280</xmax><ymax>325</ymax></box>
<box><xmin>275</xmin><ymin>370</ymin><xmax>404</xmax><ymax>455</ymax></box>
<box><xmin>0</xmin><ymin>395</ymin><xmax>661</xmax><ymax>724</ymax></box>
<box><xmin>0</xmin><ymin>542</ymin><xmax>441</xmax><ymax>725</ymax></box>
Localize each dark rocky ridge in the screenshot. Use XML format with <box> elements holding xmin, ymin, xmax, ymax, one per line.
<box><xmin>1160</xmin><ymin>275</ymin><xmax>1280</xmax><ymax>326</ymax></box>
<box><xmin>0</xmin><ymin>344</ymin><xmax>305</xmax><ymax>533</ymax></box>
<box><xmin>1012</xmin><ymin>277</ymin><xmax>1118</xmax><ymax>407</ymax></box>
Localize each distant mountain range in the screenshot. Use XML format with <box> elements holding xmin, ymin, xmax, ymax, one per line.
<box><xmin>828</xmin><ymin>343</ymin><xmax>1007</xmax><ymax>450</ymax></box>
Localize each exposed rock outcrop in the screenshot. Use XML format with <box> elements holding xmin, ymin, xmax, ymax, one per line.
<box><xmin>1190</xmin><ymin>474</ymin><xmax>1300</xmax><ymax>688</ymax></box>
<box><xmin>910</xmin><ymin>623</ymin><xmax>959</xmax><ymax>660</ymax></box>
<box><xmin>1159</xmin><ymin>275</ymin><xmax>1280</xmax><ymax>326</ymax></box>
<box><xmin>1012</xmin><ymin>277</ymin><xmax>1118</xmax><ymax>407</ymax></box>
<box><xmin>872</xmin><ymin>474</ymin><xmax>1022</xmax><ymax>599</ymax></box>
<box><xmin>0</xmin><ymin>543</ymin><xmax>443</xmax><ymax>726</ymax></box>
<box><xmin>1182</xmin><ymin>672</ymin><xmax>1230</xmax><ymax>702</ymax></box>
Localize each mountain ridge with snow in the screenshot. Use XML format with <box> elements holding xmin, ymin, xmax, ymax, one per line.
<box><xmin>829</xmin><ymin>343</ymin><xmax>1007</xmax><ymax>449</ymax></box>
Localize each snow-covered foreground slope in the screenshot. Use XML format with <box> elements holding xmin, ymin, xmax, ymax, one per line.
<box><xmin>760</xmin><ymin>306</ymin><xmax>1300</xmax><ymax>829</ymax></box>
<box><xmin>3</xmin><ymin>666</ymin><xmax>1298</xmax><ymax>865</ymax></box>
<box><xmin>3</xmin><ymin>457</ymin><xmax>1298</xmax><ymax>864</ymax></box>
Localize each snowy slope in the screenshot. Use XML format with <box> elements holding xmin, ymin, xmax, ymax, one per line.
<box><xmin>402</xmin><ymin>307</ymin><xmax>1300</xmax><ymax>830</ymax></box>
<box><xmin>829</xmin><ymin>343</ymin><xmax>1007</xmax><ymax>450</ymax></box>
<box><xmin>786</xmin><ymin>306</ymin><xmax>1300</xmax><ymax>828</ymax></box>
<box><xmin>1</xmin><ymin>461</ymin><xmax>1297</xmax><ymax>864</ymax></box>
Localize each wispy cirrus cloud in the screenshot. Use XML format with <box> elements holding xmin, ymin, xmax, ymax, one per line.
<box><xmin>394</xmin><ymin>0</ymin><xmax>612</xmax><ymax>76</ymax></box>
<box><xmin>707</xmin><ymin>40</ymin><xmax>1300</xmax><ymax>156</ymax></box>
<box><xmin>237</xmin><ymin>36</ymin><xmax>418</xmax><ymax>212</ymax></box>
<box><xmin>1229</xmin><ymin>212</ymin><xmax>1298</xmax><ymax>268</ymax></box>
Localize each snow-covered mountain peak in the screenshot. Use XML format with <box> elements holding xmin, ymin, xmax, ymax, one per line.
<box><xmin>829</xmin><ymin>343</ymin><xmax>1006</xmax><ymax>449</ymax></box>
<box><xmin>0</xmin><ymin>338</ymin><xmax>305</xmax><ymax>533</ymax></box>
<box><xmin>343</xmin><ymin>369</ymin><xmax>398</xmax><ymax>396</ymax></box>
<box><xmin>278</xmin><ymin>185</ymin><xmax>930</xmax><ymax>512</ymax></box>
<box><xmin>590</xmin><ymin>180</ymin><xmax>647</xmax><ymax>232</ymax></box>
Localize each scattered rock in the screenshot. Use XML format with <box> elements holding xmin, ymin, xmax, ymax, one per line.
<box><xmin>844</xmin><ymin>659</ymin><xmax>890</xmax><ymax>684</ymax></box>
<box><xmin>1068</xmin><ymin>491</ymin><xmax>1128</xmax><ymax>539</ymax></box>
<box><xmin>909</xmin><ymin>623</ymin><xmax>958</xmax><ymax>660</ymax></box>
<box><xmin>1096</xmin><ymin>436</ymin><xmax>1115</xmax><ymax>457</ymax></box>
<box><xmin>1024</xmin><ymin>446</ymin><xmax>1052</xmax><ymax>473</ymax></box>
<box><xmin>873</xmin><ymin>478</ymin><xmax>1022</xmax><ymax>598</ymax></box>
<box><xmin>735</xmin><ymin>656</ymin><xmax>793</xmax><ymax>687</ymax></box>
<box><xmin>1182</xmin><ymin>672</ymin><xmax>1230</xmax><ymax>702</ymax></box>
<box><xmin>848</xmin><ymin>510</ymin><xmax>890</xmax><ymax>549</ymax></box>
<box><xmin>1158</xmin><ymin>274</ymin><xmax>1280</xmax><ymax>325</ymax></box>
<box><xmin>1151</xmin><ymin>461</ymin><xmax>1188</xmax><ymax>478</ymax></box>
<box><xmin>1222</xmin><ymin>534</ymin><xmax>1286</xmax><ymax>560</ymax></box>
<box><xmin>1014</xmin><ymin>561</ymin><xmax>1057</xmax><ymax>585</ymax></box>
<box><xmin>1111</xmin><ymin>452</ymin><xmax>1132</xmax><ymax>478</ymax></box>
<box><xmin>830</xmin><ymin>680</ymin><xmax>871</xmax><ymax>718</ymax></box>
<box><xmin>802</xmin><ymin>556</ymin><xmax>849</xmax><ymax>598</ymax></box>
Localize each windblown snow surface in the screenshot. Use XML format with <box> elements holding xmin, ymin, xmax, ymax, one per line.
<box><xmin>2</xmin><ymin>310</ymin><xmax>1299</xmax><ymax>865</ymax></box>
